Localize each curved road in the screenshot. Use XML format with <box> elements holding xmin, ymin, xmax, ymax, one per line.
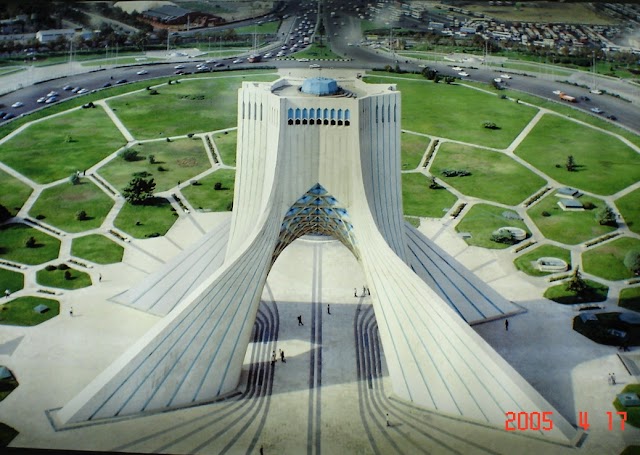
<box><xmin>1</xmin><ymin>11</ymin><xmax>638</xmax><ymax>134</ymax></box>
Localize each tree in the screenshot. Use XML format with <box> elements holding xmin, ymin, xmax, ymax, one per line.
<box><xmin>566</xmin><ymin>266</ymin><xmax>588</xmax><ymax>294</ymax></box>
<box><xmin>64</xmin><ymin>270</ymin><xmax>72</xmax><ymax>280</ymax></box>
<box><xmin>214</xmin><ymin>182</ymin><xmax>223</xmax><ymax>191</ymax></box>
<box><xmin>25</xmin><ymin>236</ymin><xmax>37</xmax><ymax>248</ymax></box>
<box><xmin>69</xmin><ymin>172</ymin><xmax>80</xmax><ymax>185</ymax></box>
<box><xmin>121</xmin><ymin>149</ymin><xmax>139</xmax><ymax>162</ymax></box>
<box><xmin>566</xmin><ymin>155</ymin><xmax>576</xmax><ymax>172</ymax></box>
<box><xmin>623</xmin><ymin>250</ymin><xmax>640</xmax><ymax>276</ymax></box>
<box><xmin>596</xmin><ymin>206</ymin><xmax>616</xmax><ymax>226</ymax></box>
<box><xmin>76</xmin><ymin>210</ymin><xmax>88</xmax><ymax>221</ymax></box>
<box><xmin>148</xmin><ymin>154</ymin><xmax>155</xmax><ymax>164</ymax></box>
<box><xmin>0</xmin><ymin>204</ymin><xmax>11</xmax><ymax>223</ymax></box>
<box><xmin>123</xmin><ymin>177</ymin><xmax>156</xmax><ymax>205</ymax></box>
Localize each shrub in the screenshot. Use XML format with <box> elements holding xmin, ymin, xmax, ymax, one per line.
<box><xmin>482</xmin><ymin>121</ymin><xmax>498</xmax><ymax>129</ymax></box>
<box><xmin>76</xmin><ymin>210</ymin><xmax>88</xmax><ymax>221</ymax></box>
<box><xmin>148</xmin><ymin>154</ymin><xmax>155</xmax><ymax>164</ymax></box>
<box><xmin>624</xmin><ymin>250</ymin><xmax>640</xmax><ymax>276</ymax></box>
<box><xmin>157</xmin><ymin>166</ymin><xmax>167</xmax><ymax>172</ymax></box>
<box><xmin>69</xmin><ymin>173</ymin><xmax>80</xmax><ymax>185</ymax></box>
<box><xmin>64</xmin><ymin>270</ymin><xmax>72</xmax><ymax>280</ymax></box>
<box><xmin>57</xmin><ymin>263</ymin><xmax>69</xmax><ymax>270</ymax></box>
<box><xmin>214</xmin><ymin>182</ymin><xmax>223</xmax><ymax>191</ymax></box>
<box><xmin>133</xmin><ymin>171</ymin><xmax>152</xmax><ymax>178</ymax></box>
<box><xmin>166</xmin><ymin>137</ymin><xmax>171</xmax><ymax>142</ymax></box>
<box><xmin>187</xmin><ymin>133</ymin><xmax>194</xmax><ymax>138</ymax></box>
<box><xmin>149</xmin><ymin>89</ymin><xmax>159</xmax><ymax>95</ymax></box>
<box><xmin>226</xmin><ymin>201</ymin><xmax>234</xmax><ymax>211</ymax></box>
<box><xmin>121</xmin><ymin>149</ymin><xmax>140</xmax><ymax>162</ymax></box>
<box><xmin>35</xmin><ymin>214</ymin><xmax>46</xmax><ymax>220</ymax></box>
<box><xmin>25</xmin><ymin>236</ymin><xmax>37</xmax><ymax>248</ymax></box>
<box><xmin>491</xmin><ymin>230</ymin><xmax>517</xmax><ymax>245</ymax></box>
<box><xmin>583</xmin><ymin>201</ymin><xmax>596</xmax><ymax>210</ymax></box>
<box><xmin>0</xmin><ymin>204</ymin><xmax>11</xmax><ymax>222</ymax></box>
<box><xmin>45</xmin><ymin>264</ymin><xmax>57</xmax><ymax>271</ymax></box>
<box><xmin>541</xmin><ymin>211</ymin><xmax>551</xmax><ymax>217</ymax></box>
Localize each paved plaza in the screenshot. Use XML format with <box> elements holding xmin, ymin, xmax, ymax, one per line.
<box><xmin>0</xmin><ymin>209</ymin><xmax>638</xmax><ymax>454</ymax></box>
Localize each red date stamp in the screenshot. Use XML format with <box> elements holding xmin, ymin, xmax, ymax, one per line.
<box><xmin>505</xmin><ymin>411</ymin><xmax>628</xmax><ymax>432</ymax></box>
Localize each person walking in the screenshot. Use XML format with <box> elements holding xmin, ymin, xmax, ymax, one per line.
<box><xmin>386</xmin><ymin>413</ymin><xmax>391</xmax><ymax>427</ymax></box>
<box><xmin>612</xmin><ymin>373</ymin><xmax>616</xmax><ymax>385</ymax></box>
<box><xmin>297</xmin><ymin>315</ymin><xmax>303</xmax><ymax>326</ymax></box>
<box><xmin>280</xmin><ymin>350</ymin><xmax>285</xmax><ymax>362</ymax></box>
<box><xmin>327</xmin><ymin>304</ymin><xmax>331</xmax><ymax>315</ymax></box>
<box><xmin>505</xmin><ymin>319</ymin><xmax>509</xmax><ymax>331</ymax></box>
<box><xmin>354</xmin><ymin>288</ymin><xmax>358</xmax><ymax>297</ymax></box>
<box><xmin>69</xmin><ymin>307</ymin><xmax>74</xmax><ymax>317</ymax></box>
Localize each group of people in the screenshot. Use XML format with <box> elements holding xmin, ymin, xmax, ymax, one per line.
<box><xmin>608</xmin><ymin>372</ymin><xmax>617</xmax><ymax>385</ymax></box>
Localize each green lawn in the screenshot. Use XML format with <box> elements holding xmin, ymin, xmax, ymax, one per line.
<box><xmin>114</xmin><ymin>198</ymin><xmax>177</xmax><ymax>239</ymax></box>
<box><xmin>527</xmin><ymin>192</ymin><xmax>617</xmax><ymax>245</ymax></box>
<box><xmin>182</xmin><ymin>169</ymin><xmax>236</xmax><ymax>212</ymax></box>
<box><xmin>36</xmin><ymin>266</ymin><xmax>92</xmax><ymax>290</ymax></box>
<box><xmin>614</xmin><ymin>384</ymin><xmax>640</xmax><ymax>429</ymax></box>
<box><xmin>0</xmin><ymin>223</ymin><xmax>61</xmax><ymax>265</ymax></box>
<box><xmin>515</xmin><ymin>114</ymin><xmax>640</xmax><ymax>195</ymax></box>
<box><xmin>616</xmin><ymin>188</ymin><xmax>640</xmax><ymax>235</ymax></box>
<box><xmin>0</xmin><ymin>268</ymin><xmax>24</xmax><ymax>293</ymax></box>
<box><xmin>431</xmin><ymin>143</ymin><xmax>546</xmax><ymax>205</ymax></box>
<box><xmin>544</xmin><ymin>279</ymin><xmax>608</xmax><ymax>304</ymax></box>
<box><xmin>0</xmin><ymin>296</ymin><xmax>59</xmax><ymax>326</ymax></box>
<box><xmin>365</xmin><ymin>75</ymin><xmax>538</xmax><ymax>148</ymax></box>
<box><xmin>107</xmin><ymin>74</ymin><xmax>278</xmax><ymax>140</ymax></box>
<box><xmin>455</xmin><ymin>203</ymin><xmax>531</xmax><ymax>249</ymax></box>
<box><xmin>620</xmin><ymin>287</ymin><xmax>640</xmax><ymax>313</ymax></box>
<box><xmin>0</xmin><ymin>169</ymin><xmax>32</xmax><ymax>216</ymax></box>
<box><xmin>401</xmin><ymin>132</ymin><xmax>430</xmax><ymax>169</ymax></box>
<box><xmin>235</xmin><ymin>21</ymin><xmax>280</xmax><ymax>34</ymax></box>
<box><xmin>212</xmin><ymin>130</ymin><xmax>237</xmax><ymax>166</ymax></box>
<box><xmin>583</xmin><ymin>237</ymin><xmax>640</xmax><ymax>281</ymax></box>
<box><xmin>291</xmin><ymin>43</ymin><xmax>342</xmax><ymax>60</ymax></box>
<box><xmin>98</xmin><ymin>138</ymin><xmax>211</xmax><ymax>193</ymax></box>
<box><xmin>513</xmin><ymin>244</ymin><xmax>572</xmax><ymax>277</ymax></box>
<box><xmin>71</xmin><ymin>234</ymin><xmax>124</xmax><ymax>264</ymax></box>
<box><xmin>0</xmin><ymin>107</ymin><xmax>125</xmax><ymax>184</ymax></box>
<box><xmin>402</xmin><ymin>173</ymin><xmax>457</xmax><ymax>218</ymax></box>
<box><xmin>28</xmin><ymin>180</ymin><xmax>114</xmax><ymax>233</ymax></box>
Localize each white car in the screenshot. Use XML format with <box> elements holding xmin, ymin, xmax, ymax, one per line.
<box><xmin>206</xmin><ymin>59</ymin><xmax>217</xmax><ymax>64</ymax></box>
<box><xmin>590</xmin><ymin>89</ymin><xmax>602</xmax><ymax>95</ymax></box>
<box><xmin>493</xmin><ymin>78</ymin><xmax>502</xmax><ymax>83</ymax></box>
<box><xmin>47</xmin><ymin>91</ymin><xmax>59</xmax><ymax>97</ymax></box>
<box><xmin>45</xmin><ymin>96</ymin><xmax>58</xmax><ymax>104</ymax></box>
<box><xmin>552</xmin><ymin>90</ymin><xmax>562</xmax><ymax>95</ymax></box>
<box><xmin>309</xmin><ymin>63</ymin><xmax>321</xmax><ymax>69</ymax></box>
<box><xmin>136</xmin><ymin>70</ymin><xmax>148</xmax><ymax>75</ymax></box>
<box><xmin>590</xmin><ymin>107</ymin><xmax>604</xmax><ymax>114</ymax></box>
<box><xmin>11</xmin><ymin>101</ymin><xmax>24</xmax><ymax>108</ymax></box>
<box><xmin>174</xmin><ymin>64</ymin><xmax>185</xmax><ymax>69</ymax></box>
<box><xmin>297</xmin><ymin>58</ymin><xmax>309</xmax><ymax>62</ymax></box>
<box><xmin>233</xmin><ymin>58</ymin><xmax>243</xmax><ymax>64</ymax></box>
<box><xmin>37</xmin><ymin>97</ymin><xmax>47</xmax><ymax>103</ymax></box>
<box><xmin>500</xmin><ymin>74</ymin><xmax>511</xmax><ymax>79</ymax></box>
<box><xmin>458</xmin><ymin>71</ymin><xmax>469</xmax><ymax>77</ymax></box>
<box><xmin>263</xmin><ymin>52</ymin><xmax>273</xmax><ymax>58</ymax></box>
<box><xmin>452</xmin><ymin>66</ymin><xmax>462</xmax><ymax>71</ymax></box>
<box><xmin>77</xmin><ymin>88</ymin><xmax>89</xmax><ymax>94</ymax></box>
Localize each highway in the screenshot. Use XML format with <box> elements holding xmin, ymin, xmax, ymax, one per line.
<box><xmin>1</xmin><ymin>5</ymin><xmax>638</xmax><ymax>134</ymax></box>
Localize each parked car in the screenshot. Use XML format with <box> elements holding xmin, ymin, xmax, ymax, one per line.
<box><xmin>37</xmin><ymin>97</ymin><xmax>47</xmax><ymax>103</ymax></box>
<box><xmin>47</xmin><ymin>90</ymin><xmax>59</xmax><ymax>97</ymax></box>
<box><xmin>136</xmin><ymin>70</ymin><xmax>149</xmax><ymax>75</ymax></box>
<box><xmin>590</xmin><ymin>107</ymin><xmax>604</xmax><ymax>114</ymax></box>
<box><xmin>606</xmin><ymin>114</ymin><xmax>617</xmax><ymax>121</ymax></box>
<box><xmin>116</xmin><ymin>79</ymin><xmax>127</xmax><ymax>84</ymax></box>
<box><xmin>45</xmin><ymin>96</ymin><xmax>58</xmax><ymax>104</ymax></box>
<box><xmin>62</xmin><ymin>85</ymin><xmax>73</xmax><ymax>91</ymax></box>
<box><xmin>77</xmin><ymin>88</ymin><xmax>89</xmax><ymax>94</ymax></box>
<box><xmin>233</xmin><ymin>58</ymin><xmax>243</xmax><ymax>64</ymax></box>
<box><xmin>174</xmin><ymin>64</ymin><xmax>185</xmax><ymax>69</ymax></box>
<box><xmin>309</xmin><ymin>63</ymin><xmax>321</xmax><ymax>69</ymax></box>
<box><xmin>500</xmin><ymin>74</ymin><xmax>512</xmax><ymax>79</ymax></box>
<box><xmin>458</xmin><ymin>71</ymin><xmax>469</xmax><ymax>77</ymax></box>
<box><xmin>2</xmin><ymin>113</ymin><xmax>15</xmax><ymax>120</ymax></box>
<box><xmin>11</xmin><ymin>101</ymin><xmax>23</xmax><ymax>108</ymax></box>
<box><xmin>102</xmin><ymin>82</ymin><xmax>112</xmax><ymax>88</ymax></box>
<box><xmin>71</xmin><ymin>87</ymin><xmax>81</xmax><ymax>93</ymax></box>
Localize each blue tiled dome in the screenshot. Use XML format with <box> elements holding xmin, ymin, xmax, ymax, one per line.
<box><xmin>301</xmin><ymin>77</ymin><xmax>339</xmax><ymax>96</ymax></box>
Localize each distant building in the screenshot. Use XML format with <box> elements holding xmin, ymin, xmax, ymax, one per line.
<box><xmin>558</xmin><ymin>198</ymin><xmax>584</xmax><ymax>211</ymax></box>
<box><xmin>35</xmin><ymin>29</ymin><xmax>76</xmax><ymax>43</ymax></box>
<box><xmin>140</xmin><ymin>4</ymin><xmax>224</xmax><ymax>28</ymax></box>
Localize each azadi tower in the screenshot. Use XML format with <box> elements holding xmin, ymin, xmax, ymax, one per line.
<box><xmin>54</xmin><ymin>71</ymin><xmax>576</xmax><ymax>443</ymax></box>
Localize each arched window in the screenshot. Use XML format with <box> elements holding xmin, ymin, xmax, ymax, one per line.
<box><xmin>302</xmin><ymin>108</ymin><xmax>308</xmax><ymax>119</ymax></box>
<box><xmin>288</xmin><ymin>108</ymin><xmax>294</xmax><ymax>120</ymax></box>
<box><xmin>295</xmin><ymin>108</ymin><xmax>301</xmax><ymax>119</ymax></box>
<box><xmin>330</xmin><ymin>108</ymin><xmax>336</xmax><ymax>119</ymax></box>
<box><xmin>323</xmin><ymin>108</ymin><xmax>329</xmax><ymax>119</ymax></box>
<box><xmin>345</xmin><ymin>109</ymin><xmax>350</xmax><ymax>121</ymax></box>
